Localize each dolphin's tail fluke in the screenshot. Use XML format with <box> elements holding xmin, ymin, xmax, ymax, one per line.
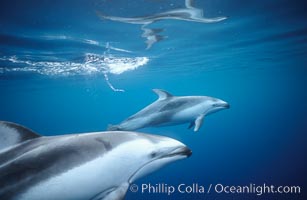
<box><xmin>107</xmin><ymin>124</ymin><xmax>121</xmax><ymax>131</ymax></box>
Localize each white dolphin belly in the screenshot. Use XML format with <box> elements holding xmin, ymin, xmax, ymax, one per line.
<box><xmin>172</xmin><ymin>106</ymin><xmax>204</xmax><ymax>122</ymax></box>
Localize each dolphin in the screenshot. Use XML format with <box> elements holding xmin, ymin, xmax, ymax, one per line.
<box><xmin>97</xmin><ymin>0</ymin><xmax>226</xmax><ymax>48</ymax></box>
<box><xmin>0</xmin><ymin>121</ymin><xmax>191</xmax><ymax>200</ymax></box>
<box><xmin>108</xmin><ymin>89</ymin><xmax>230</xmax><ymax>132</ymax></box>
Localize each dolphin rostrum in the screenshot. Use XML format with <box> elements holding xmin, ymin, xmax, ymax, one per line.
<box><xmin>108</xmin><ymin>89</ymin><xmax>230</xmax><ymax>132</ymax></box>
<box><xmin>97</xmin><ymin>0</ymin><xmax>226</xmax><ymax>49</ymax></box>
<box><xmin>0</xmin><ymin>121</ymin><xmax>191</xmax><ymax>200</ymax></box>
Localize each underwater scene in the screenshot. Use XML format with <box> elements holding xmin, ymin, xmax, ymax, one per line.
<box><xmin>0</xmin><ymin>0</ymin><xmax>306</xmax><ymax>199</ymax></box>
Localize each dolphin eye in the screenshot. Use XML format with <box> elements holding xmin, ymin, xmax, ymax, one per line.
<box><xmin>212</xmin><ymin>103</ymin><xmax>220</xmax><ymax>107</ymax></box>
<box><xmin>150</xmin><ymin>152</ymin><xmax>157</xmax><ymax>158</ymax></box>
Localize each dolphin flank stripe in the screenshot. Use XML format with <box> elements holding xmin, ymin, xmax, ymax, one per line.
<box><xmin>0</xmin><ymin>134</ymin><xmax>111</xmax><ymax>199</ymax></box>
<box><xmin>159</xmin><ymin>98</ymin><xmax>202</xmax><ymax>112</ymax></box>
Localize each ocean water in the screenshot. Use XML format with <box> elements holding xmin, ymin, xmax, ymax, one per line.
<box><xmin>0</xmin><ymin>0</ymin><xmax>306</xmax><ymax>199</ymax></box>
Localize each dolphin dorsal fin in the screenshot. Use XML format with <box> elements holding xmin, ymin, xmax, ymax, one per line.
<box><xmin>153</xmin><ymin>89</ymin><xmax>173</xmax><ymax>100</ymax></box>
<box><xmin>0</xmin><ymin>121</ymin><xmax>41</xmax><ymax>151</ymax></box>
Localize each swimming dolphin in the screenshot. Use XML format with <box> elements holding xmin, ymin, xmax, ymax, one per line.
<box><xmin>108</xmin><ymin>89</ymin><xmax>230</xmax><ymax>132</ymax></box>
<box><xmin>97</xmin><ymin>0</ymin><xmax>226</xmax><ymax>48</ymax></box>
<box><xmin>0</xmin><ymin>121</ymin><xmax>191</xmax><ymax>200</ymax></box>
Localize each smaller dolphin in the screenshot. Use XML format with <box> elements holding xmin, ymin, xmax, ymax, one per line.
<box><xmin>108</xmin><ymin>89</ymin><xmax>230</xmax><ymax>132</ymax></box>
<box><xmin>0</xmin><ymin>121</ymin><xmax>191</xmax><ymax>200</ymax></box>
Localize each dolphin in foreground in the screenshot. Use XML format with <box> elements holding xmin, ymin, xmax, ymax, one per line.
<box><xmin>108</xmin><ymin>89</ymin><xmax>230</xmax><ymax>132</ymax></box>
<box><xmin>97</xmin><ymin>0</ymin><xmax>226</xmax><ymax>49</ymax></box>
<box><xmin>0</xmin><ymin>121</ymin><xmax>191</xmax><ymax>200</ymax></box>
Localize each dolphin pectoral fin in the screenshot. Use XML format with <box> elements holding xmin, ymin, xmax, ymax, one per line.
<box><xmin>91</xmin><ymin>183</ymin><xmax>129</xmax><ymax>200</ymax></box>
<box><xmin>152</xmin><ymin>89</ymin><xmax>173</xmax><ymax>100</ymax></box>
<box><xmin>194</xmin><ymin>115</ymin><xmax>205</xmax><ymax>132</ymax></box>
<box><xmin>0</xmin><ymin>121</ymin><xmax>41</xmax><ymax>151</ymax></box>
<box><xmin>188</xmin><ymin>121</ymin><xmax>195</xmax><ymax>129</ymax></box>
<box><xmin>102</xmin><ymin>183</ymin><xmax>129</xmax><ymax>200</ymax></box>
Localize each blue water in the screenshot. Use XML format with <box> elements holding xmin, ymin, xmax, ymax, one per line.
<box><xmin>1</xmin><ymin>0</ymin><xmax>306</xmax><ymax>199</ymax></box>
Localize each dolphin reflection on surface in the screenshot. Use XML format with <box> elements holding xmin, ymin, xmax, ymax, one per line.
<box><xmin>97</xmin><ymin>0</ymin><xmax>227</xmax><ymax>49</ymax></box>
<box><xmin>141</xmin><ymin>26</ymin><xmax>167</xmax><ymax>49</ymax></box>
